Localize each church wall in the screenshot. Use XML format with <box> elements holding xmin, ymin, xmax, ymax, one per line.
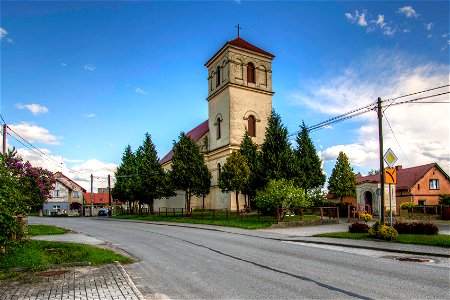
<box><xmin>228</xmin><ymin>86</ymin><xmax>272</xmax><ymax>146</ymax></box>
<box><xmin>208</xmin><ymin>89</ymin><xmax>230</xmax><ymax>151</ymax></box>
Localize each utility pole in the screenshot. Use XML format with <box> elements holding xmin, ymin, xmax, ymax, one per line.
<box><xmin>377</xmin><ymin>97</ymin><xmax>385</xmax><ymax>224</ymax></box>
<box><xmin>2</xmin><ymin>124</ymin><xmax>6</xmax><ymax>154</ymax></box>
<box><xmin>90</xmin><ymin>174</ymin><xmax>94</xmax><ymax>217</ymax></box>
<box><xmin>108</xmin><ymin>174</ymin><xmax>112</xmax><ymax>217</ymax></box>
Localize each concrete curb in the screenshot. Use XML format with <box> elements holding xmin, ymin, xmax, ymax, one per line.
<box><xmin>115</xmin><ymin>261</ymin><xmax>146</xmax><ymax>300</ymax></box>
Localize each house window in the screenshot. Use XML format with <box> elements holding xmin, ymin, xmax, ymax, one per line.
<box><xmin>247</xmin><ymin>63</ymin><xmax>255</xmax><ymax>83</ymax></box>
<box><xmin>429</xmin><ymin>179</ymin><xmax>439</xmax><ymax>190</ymax></box>
<box><xmin>52</xmin><ymin>205</ymin><xmax>60</xmax><ymax>212</ymax></box>
<box><xmin>54</xmin><ymin>190</ymin><xmax>60</xmax><ymax>197</ymax></box>
<box><xmin>73</xmin><ymin>191</ymin><xmax>79</xmax><ymax>198</ymax></box>
<box><xmin>248</xmin><ymin>115</ymin><xmax>256</xmax><ymax>137</ymax></box>
<box><xmin>418</xmin><ymin>200</ymin><xmax>426</xmax><ymax>206</ymax></box>
<box><xmin>216</xmin><ymin>66</ymin><xmax>221</xmax><ymax>87</ymax></box>
<box><xmin>216</xmin><ymin>117</ymin><xmax>221</xmax><ymax>139</ymax></box>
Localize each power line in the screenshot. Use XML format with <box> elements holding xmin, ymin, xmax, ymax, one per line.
<box><xmin>383</xmin><ymin>114</ymin><xmax>411</xmax><ymax>165</ymax></box>
<box><xmin>6</xmin><ymin>125</ymin><xmax>63</xmax><ymax>166</ymax></box>
<box><xmin>382</xmin><ymin>84</ymin><xmax>449</xmax><ymax>112</ymax></box>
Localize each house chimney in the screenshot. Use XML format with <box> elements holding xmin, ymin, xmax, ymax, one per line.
<box><xmin>395</xmin><ymin>165</ymin><xmax>402</xmax><ymax>171</ymax></box>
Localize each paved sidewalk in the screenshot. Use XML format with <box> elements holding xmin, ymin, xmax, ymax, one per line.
<box><xmin>0</xmin><ymin>262</ymin><xmax>144</xmax><ymax>300</ymax></box>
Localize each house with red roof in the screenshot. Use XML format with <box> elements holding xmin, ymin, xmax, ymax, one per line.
<box><xmin>44</xmin><ymin>172</ymin><xmax>86</xmax><ymax>215</ymax></box>
<box><xmin>156</xmin><ymin>35</ymin><xmax>275</xmax><ymax>211</ymax></box>
<box><xmin>356</xmin><ymin>163</ymin><xmax>450</xmax><ymax>214</ymax></box>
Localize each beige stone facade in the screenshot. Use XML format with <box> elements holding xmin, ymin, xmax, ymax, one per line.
<box><xmin>158</xmin><ymin>37</ymin><xmax>274</xmax><ymax>211</ymax></box>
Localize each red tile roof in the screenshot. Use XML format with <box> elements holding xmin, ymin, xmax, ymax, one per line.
<box><xmin>84</xmin><ymin>193</ymin><xmax>110</xmax><ymax>205</ymax></box>
<box><xmin>159</xmin><ymin>120</ymin><xmax>209</xmax><ymax>164</ymax></box>
<box><xmin>54</xmin><ymin>172</ymin><xmax>87</xmax><ymax>192</ymax></box>
<box><xmin>227</xmin><ymin>37</ymin><xmax>275</xmax><ymax>57</ymax></box>
<box><xmin>357</xmin><ymin>163</ymin><xmax>438</xmax><ymax>190</ymax></box>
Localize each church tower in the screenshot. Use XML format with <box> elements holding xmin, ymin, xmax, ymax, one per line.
<box><xmin>203</xmin><ymin>34</ymin><xmax>274</xmax><ymax>209</ymax></box>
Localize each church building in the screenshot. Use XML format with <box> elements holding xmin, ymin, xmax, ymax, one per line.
<box><xmin>155</xmin><ymin>34</ymin><xmax>275</xmax><ymax>211</ymax></box>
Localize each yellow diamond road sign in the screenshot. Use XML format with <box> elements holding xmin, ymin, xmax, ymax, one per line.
<box><xmin>384</xmin><ymin>148</ymin><xmax>398</xmax><ymax>168</ymax></box>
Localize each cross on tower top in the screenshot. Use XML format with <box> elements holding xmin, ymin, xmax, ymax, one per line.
<box><xmin>235</xmin><ymin>24</ymin><xmax>242</xmax><ymax>38</ymax></box>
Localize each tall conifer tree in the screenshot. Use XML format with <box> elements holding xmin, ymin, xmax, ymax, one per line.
<box><xmin>328</xmin><ymin>151</ymin><xmax>357</xmax><ymax>203</ymax></box>
<box><xmin>135</xmin><ymin>133</ymin><xmax>166</xmax><ymax>212</ymax></box>
<box><xmin>260</xmin><ymin>110</ymin><xmax>295</xmax><ymax>183</ymax></box>
<box><xmin>295</xmin><ymin>121</ymin><xmax>326</xmax><ymax>192</ymax></box>
<box><xmin>170</xmin><ymin>132</ymin><xmax>211</xmax><ymax>212</ymax></box>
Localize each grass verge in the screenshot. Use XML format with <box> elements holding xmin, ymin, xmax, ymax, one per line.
<box><xmin>314</xmin><ymin>232</ymin><xmax>450</xmax><ymax>248</ymax></box>
<box><xmin>112</xmin><ymin>212</ymin><xmax>322</xmax><ymax>229</ymax></box>
<box><xmin>28</xmin><ymin>225</ymin><xmax>69</xmax><ymax>236</ymax></box>
<box><xmin>0</xmin><ymin>240</ymin><xmax>133</xmax><ymax>280</ymax></box>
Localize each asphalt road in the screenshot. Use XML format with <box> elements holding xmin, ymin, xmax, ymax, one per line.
<box><xmin>30</xmin><ymin>217</ymin><xmax>449</xmax><ymax>299</ymax></box>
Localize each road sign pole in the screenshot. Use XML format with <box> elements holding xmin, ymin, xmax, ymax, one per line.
<box><xmin>389</xmin><ymin>183</ymin><xmax>392</xmax><ymax>226</ymax></box>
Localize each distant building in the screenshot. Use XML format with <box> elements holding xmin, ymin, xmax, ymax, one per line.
<box><xmin>356</xmin><ymin>163</ymin><xmax>450</xmax><ymax>214</ymax></box>
<box><xmin>44</xmin><ymin>172</ymin><xmax>86</xmax><ymax>215</ymax></box>
<box><xmin>84</xmin><ymin>193</ymin><xmax>111</xmax><ymax>208</ymax></box>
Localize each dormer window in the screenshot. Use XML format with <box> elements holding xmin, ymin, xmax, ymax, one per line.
<box><xmin>248</xmin><ymin>115</ymin><xmax>256</xmax><ymax>137</ymax></box>
<box><xmin>247</xmin><ymin>63</ymin><xmax>255</xmax><ymax>83</ymax></box>
<box><xmin>216</xmin><ymin>66</ymin><xmax>221</xmax><ymax>87</ymax></box>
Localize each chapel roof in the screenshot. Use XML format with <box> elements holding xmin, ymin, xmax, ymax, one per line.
<box><xmin>205</xmin><ymin>36</ymin><xmax>274</xmax><ymax>66</ymax></box>
<box><xmin>356</xmin><ymin>163</ymin><xmax>446</xmax><ymax>190</ymax></box>
<box><xmin>159</xmin><ymin>120</ymin><xmax>209</xmax><ymax>165</ymax></box>
<box><xmin>227</xmin><ymin>37</ymin><xmax>275</xmax><ymax>57</ymax></box>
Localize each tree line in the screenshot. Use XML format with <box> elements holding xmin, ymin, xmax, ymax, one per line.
<box><xmin>113</xmin><ymin>109</ymin><xmax>357</xmax><ymax>219</ymax></box>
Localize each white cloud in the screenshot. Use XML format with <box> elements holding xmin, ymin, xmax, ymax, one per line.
<box><xmin>345</xmin><ymin>10</ymin><xmax>367</xmax><ymax>27</ymax></box>
<box><xmin>290</xmin><ymin>50</ymin><xmax>450</xmax><ymax>174</ymax></box>
<box><xmin>16</xmin><ymin>103</ymin><xmax>49</xmax><ymax>115</ymax></box>
<box><xmin>12</xmin><ymin>148</ymin><xmax>117</xmax><ymax>192</ymax></box>
<box><xmin>0</xmin><ymin>27</ymin><xmax>12</xmax><ymax>43</ymax></box>
<box><xmin>233</xmin><ymin>0</ymin><xmax>241</xmax><ymax>4</ymax></box>
<box><xmin>8</xmin><ymin>122</ymin><xmax>61</xmax><ymax>145</ymax></box>
<box><xmin>427</xmin><ymin>33</ymin><xmax>433</xmax><ymax>39</ymax></box>
<box><xmin>0</xmin><ymin>27</ymin><xmax>6</xmax><ymax>38</ymax></box>
<box><xmin>398</xmin><ymin>6</ymin><xmax>419</xmax><ymax>18</ymax></box>
<box><xmin>84</xmin><ymin>64</ymin><xmax>96</xmax><ymax>71</ymax></box>
<box><xmin>61</xmin><ymin>62</ymin><xmax>67</xmax><ymax>67</ymax></box>
<box><xmin>424</xmin><ymin>23</ymin><xmax>434</xmax><ymax>31</ymax></box>
<box><xmin>135</xmin><ymin>87</ymin><xmax>148</xmax><ymax>95</ymax></box>
<box><xmin>84</xmin><ymin>113</ymin><xmax>96</xmax><ymax>118</ymax></box>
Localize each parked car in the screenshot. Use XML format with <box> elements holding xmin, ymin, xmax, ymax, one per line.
<box><xmin>98</xmin><ymin>209</ymin><xmax>109</xmax><ymax>216</ymax></box>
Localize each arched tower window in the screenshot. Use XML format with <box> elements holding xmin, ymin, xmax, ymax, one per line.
<box><xmin>247</xmin><ymin>63</ymin><xmax>255</xmax><ymax>84</ymax></box>
<box><xmin>248</xmin><ymin>115</ymin><xmax>256</xmax><ymax>137</ymax></box>
<box><xmin>216</xmin><ymin>117</ymin><xmax>222</xmax><ymax>139</ymax></box>
<box><xmin>216</xmin><ymin>66</ymin><xmax>221</xmax><ymax>87</ymax></box>
<box><xmin>217</xmin><ymin>163</ymin><xmax>221</xmax><ymax>179</ymax></box>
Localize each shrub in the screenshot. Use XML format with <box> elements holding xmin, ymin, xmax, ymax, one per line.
<box><xmin>348</xmin><ymin>222</ymin><xmax>369</xmax><ymax>233</ymax></box>
<box><xmin>400</xmin><ymin>202</ymin><xmax>415</xmax><ymax>210</ymax></box>
<box><xmin>438</xmin><ymin>194</ymin><xmax>450</xmax><ymax>207</ymax></box>
<box><xmin>378</xmin><ymin>225</ymin><xmax>398</xmax><ymax>241</ymax></box>
<box><xmin>359</xmin><ymin>212</ymin><xmax>372</xmax><ymax>222</ymax></box>
<box><xmin>369</xmin><ymin>221</ymin><xmax>398</xmax><ymax>241</ymax></box>
<box><xmin>394</xmin><ymin>222</ymin><xmax>439</xmax><ymax>235</ymax></box>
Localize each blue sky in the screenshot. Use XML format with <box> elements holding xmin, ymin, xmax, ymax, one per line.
<box><xmin>1</xmin><ymin>1</ymin><xmax>449</xmax><ymax>190</ymax></box>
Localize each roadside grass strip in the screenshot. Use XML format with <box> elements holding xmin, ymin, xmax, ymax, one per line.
<box><xmin>113</xmin><ymin>211</ymin><xmax>321</xmax><ymax>229</ymax></box>
<box><xmin>0</xmin><ymin>240</ymin><xmax>133</xmax><ymax>278</ymax></box>
<box><xmin>28</xmin><ymin>224</ymin><xmax>69</xmax><ymax>236</ymax></box>
<box><xmin>314</xmin><ymin>232</ymin><xmax>450</xmax><ymax>248</ymax></box>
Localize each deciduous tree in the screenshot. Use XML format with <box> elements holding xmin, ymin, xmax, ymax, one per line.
<box><xmin>218</xmin><ymin>151</ymin><xmax>250</xmax><ymax>215</ymax></box>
